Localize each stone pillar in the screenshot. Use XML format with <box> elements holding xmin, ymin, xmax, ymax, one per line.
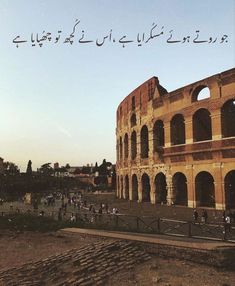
<box><xmin>138</xmin><ymin>175</ymin><xmax>143</xmax><ymax>202</ymax></box>
<box><xmin>186</xmin><ymin>165</ymin><xmax>195</xmax><ymax>208</ymax></box>
<box><xmin>166</xmin><ymin>174</ymin><xmax>174</xmax><ymax>205</ymax></box>
<box><xmin>148</xmin><ymin>127</ymin><xmax>154</xmax><ymax>162</ymax></box>
<box><xmin>136</xmin><ymin>131</ymin><xmax>141</xmax><ymax>164</ymax></box>
<box><xmin>129</xmin><ymin>174</ymin><xmax>133</xmax><ymax>201</ymax></box>
<box><xmin>213</xmin><ymin>163</ymin><xmax>225</xmax><ymax>210</ymax></box>
<box><xmin>185</xmin><ymin>117</ymin><xmax>193</xmax><ymax>144</ymax></box>
<box><xmin>211</xmin><ymin>110</ymin><xmax>222</xmax><ymax>140</ymax></box>
<box><xmin>150</xmin><ymin>175</ymin><xmax>156</xmax><ymax>204</ymax></box>
<box><xmin>164</xmin><ymin>121</ymin><xmax>171</xmax><ymax>147</ymax></box>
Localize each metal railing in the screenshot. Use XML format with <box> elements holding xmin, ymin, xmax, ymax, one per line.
<box><xmin>1</xmin><ymin>208</ymin><xmax>234</xmax><ymax>242</ymax></box>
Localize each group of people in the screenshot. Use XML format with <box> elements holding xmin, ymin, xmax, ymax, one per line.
<box><xmin>193</xmin><ymin>209</ymin><xmax>208</xmax><ymax>223</ymax></box>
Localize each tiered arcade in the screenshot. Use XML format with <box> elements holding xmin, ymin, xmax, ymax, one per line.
<box><xmin>116</xmin><ymin>68</ymin><xmax>235</xmax><ymax>210</ymax></box>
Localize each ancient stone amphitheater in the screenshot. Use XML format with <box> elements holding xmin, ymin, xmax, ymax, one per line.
<box><xmin>116</xmin><ymin>68</ymin><xmax>235</xmax><ymax>210</ymax></box>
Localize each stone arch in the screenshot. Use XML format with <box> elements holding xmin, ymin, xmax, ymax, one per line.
<box><xmin>130</xmin><ymin>113</ymin><xmax>137</xmax><ymax>127</ymax></box>
<box><xmin>124</xmin><ymin>133</ymin><xmax>128</xmax><ymax>159</ymax></box>
<box><xmin>141</xmin><ymin>125</ymin><xmax>149</xmax><ymax>158</ymax></box>
<box><xmin>192</xmin><ymin>85</ymin><xmax>210</xmax><ymax>102</ymax></box>
<box><xmin>193</xmin><ymin>108</ymin><xmax>212</xmax><ymax>142</ymax></box>
<box><xmin>224</xmin><ymin>170</ymin><xmax>235</xmax><ymax>209</ymax></box>
<box><xmin>132</xmin><ymin>174</ymin><xmax>138</xmax><ymax>201</ymax></box>
<box><xmin>170</xmin><ymin>114</ymin><xmax>185</xmax><ymax>145</ymax></box>
<box><xmin>141</xmin><ymin>173</ymin><xmax>150</xmax><ymax>202</ymax></box>
<box><xmin>195</xmin><ymin>171</ymin><xmax>215</xmax><ymax>207</ymax></box>
<box><xmin>155</xmin><ymin>172</ymin><xmax>167</xmax><ymax>204</ymax></box>
<box><xmin>172</xmin><ymin>172</ymin><xmax>188</xmax><ymax>206</ymax></box>
<box><xmin>153</xmin><ymin>120</ymin><xmax>164</xmax><ymax>151</ymax></box>
<box><xmin>221</xmin><ymin>99</ymin><xmax>235</xmax><ymax>138</ymax></box>
<box><xmin>124</xmin><ymin>175</ymin><xmax>129</xmax><ymax>199</ymax></box>
<box><xmin>119</xmin><ymin>137</ymin><xmax>123</xmax><ymax>160</ymax></box>
<box><xmin>131</xmin><ymin>131</ymin><xmax>137</xmax><ymax>160</ymax></box>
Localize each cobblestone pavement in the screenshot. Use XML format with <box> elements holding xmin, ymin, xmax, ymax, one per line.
<box><xmin>0</xmin><ymin>240</ymin><xmax>151</xmax><ymax>286</ymax></box>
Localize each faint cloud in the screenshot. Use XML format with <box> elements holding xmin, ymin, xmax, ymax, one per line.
<box><xmin>56</xmin><ymin>125</ymin><xmax>72</xmax><ymax>138</ymax></box>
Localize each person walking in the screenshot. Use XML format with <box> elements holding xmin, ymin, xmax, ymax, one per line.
<box><xmin>193</xmin><ymin>209</ymin><xmax>199</xmax><ymax>222</ymax></box>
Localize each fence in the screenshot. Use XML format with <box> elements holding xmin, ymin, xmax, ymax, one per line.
<box><xmin>1</xmin><ymin>208</ymin><xmax>235</xmax><ymax>243</ymax></box>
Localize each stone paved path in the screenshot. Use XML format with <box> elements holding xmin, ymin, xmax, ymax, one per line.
<box><xmin>0</xmin><ymin>240</ymin><xmax>151</xmax><ymax>286</ymax></box>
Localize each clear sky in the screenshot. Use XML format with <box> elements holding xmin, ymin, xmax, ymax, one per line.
<box><xmin>0</xmin><ymin>0</ymin><xmax>234</xmax><ymax>171</ymax></box>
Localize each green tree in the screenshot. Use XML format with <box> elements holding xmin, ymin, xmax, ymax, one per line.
<box><xmin>26</xmin><ymin>160</ymin><xmax>32</xmax><ymax>175</ymax></box>
<box><xmin>3</xmin><ymin>161</ymin><xmax>20</xmax><ymax>175</ymax></box>
<box><xmin>38</xmin><ymin>163</ymin><xmax>53</xmax><ymax>176</ymax></box>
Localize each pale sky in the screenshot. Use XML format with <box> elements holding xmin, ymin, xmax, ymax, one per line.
<box><xmin>0</xmin><ymin>0</ymin><xmax>234</xmax><ymax>171</ymax></box>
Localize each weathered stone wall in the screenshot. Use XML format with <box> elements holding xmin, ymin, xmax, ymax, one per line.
<box><xmin>116</xmin><ymin>68</ymin><xmax>235</xmax><ymax>210</ymax></box>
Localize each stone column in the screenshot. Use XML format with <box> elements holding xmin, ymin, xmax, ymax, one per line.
<box><xmin>186</xmin><ymin>165</ymin><xmax>195</xmax><ymax>208</ymax></box>
<box><xmin>148</xmin><ymin>126</ymin><xmax>154</xmax><ymax>163</ymax></box>
<box><xmin>150</xmin><ymin>174</ymin><xmax>156</xmax><ymax>204</ymax></box>
<box><xmin>185</xmin><ymin>117</ymin><xmax>193</xmax><ymax>144</ymax></box>
<box><xmin>213</xmin><ymin>163</ymin><xmax>225</xmax><ymax>210</ymax></box>
<box><xmin>166</xmin><ymin>174</ymin><xmax>174</xmax><ymax>205</ymax></box>
<box><xmin>211</xmin><ymin>110</ymin><xmax>222</xmax><ymax>140</ymax></box>
<box><xmin>137</xmin><ymin>175</ymin><xmax>143</xmax><ymax>202</ymax></box>
<box><xmin>164</xmin><ymin>121</ymin><xmax>171</xmax><ymax>147</ymax></box>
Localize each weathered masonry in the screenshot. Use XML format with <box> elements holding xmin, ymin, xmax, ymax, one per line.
<box><xmin>116</xmin><ymin>68</ymin><xmax>235</xmax><ymax>210</ymax></box>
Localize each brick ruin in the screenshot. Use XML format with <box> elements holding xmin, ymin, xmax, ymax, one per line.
<box><xmin>116</xmin><ymin>68</ymin><xmax>235</xmax><ymax>210</ymax></box>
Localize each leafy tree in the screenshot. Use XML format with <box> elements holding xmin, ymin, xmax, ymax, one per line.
<box><xmin>26</xmin><ymin>160</ymin><xmax>32</xmax><ymax>175</ymax></box>
<box><xmin>38</xmin><ymin>163</ymin><xmax>53</xmax><ymax>176</ymax></box>
<box><xmin>3</xmin><ymin>161</ymin><xmax>20</xmax><ymax>175</ymax></box>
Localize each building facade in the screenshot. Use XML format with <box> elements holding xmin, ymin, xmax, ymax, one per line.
<box><xmin>116</xmin><ymin>68</ymin><xmax>235</xmax><ymax>210</ymax></box>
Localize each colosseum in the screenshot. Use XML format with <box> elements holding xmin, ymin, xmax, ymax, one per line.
<box><xmin>116</xmin><ymin>68</ymin><xmax>235</xmax><ymax>210</ymax></box>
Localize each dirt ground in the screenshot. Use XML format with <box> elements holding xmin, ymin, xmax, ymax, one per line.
<box><xmin>0</xmin><ymin>230</ymin><xmax>234</xmax><ymax>286</ymax></box>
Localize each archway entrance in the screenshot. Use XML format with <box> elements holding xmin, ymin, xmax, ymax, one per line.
<box><xmin>224</xmin><ymin>170</ymin><xmax>235</xmax><ymax>209</ymax></box>
<box><xmin>172</xmin><ymin>172</ymin><xmax>188</xmax><ymax>206</ymax></box>
<box><xmin>193</xmin><ymin>109</ymin><xmax>212</xmax><ymax>142</ymax></box>
<box><xmin>141</xmin><ymin>173</ymin><xmax>150</xmax><ymax>202</ymax></box>
<box><xmin>155</xmin><ymin>173</ymin><xmax>167</xmax><ymax>204</ymax></box>
<box><xmin>221</xmin><ymin>99</ymin><xmax>235</xmax><ymax>138</ymax></box>
<box><xmin>124</xmin><ymin>175</ymin><xmax>129</xmax><ymax>199</ymax></box>
<box><xmin>141</xmin><ymin>125</ymin><xmax>149</xmax><ymax>158</ymax></box>
<box><xmin>195</xmin><ymin>172</ymin><xmax>215</xmax><ymax>207</ymax></box>
<box><xmin>132</xmin><ymin>174</ymin><xmax>138</xmax><ymax>201</ymax></box>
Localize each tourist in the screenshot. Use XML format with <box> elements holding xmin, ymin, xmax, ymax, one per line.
<box><xmin>70</xmin><ymin>213</ymin><xmax>76</xmax><ymax>222</ymax></box>
<box><xmin>193</xmin><ymin>209</ymin><xmax>198</xmax><ymax>222</ymax></box>
<box><xmin>225</xmin><ymin>214</ymin><xmax>231</xmax><ymax>233</ymax></box>
<box><xmin>201</xmin><ymin>210</ymin><xmax>208</xmax><ymax>223</ymax></box>
<box><xmin>222</xmin><ymin>211</ymin><xmax>226</xmax><ymax>222</ymax></box>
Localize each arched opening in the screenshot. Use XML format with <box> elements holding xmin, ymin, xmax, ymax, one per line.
<box><xmin>124</xmin><ymin>133</ymin><xmax>128</xmax><ymax>159</ymax></box>
<box><xmin>172</xmin><ymin>172</ymin><xmax>188</xmax><ymax>206</ymax></box>
<box><xmin>141</xmin><ymin>125</ymin><xmax>149</xmax><ymax>158</ymax></box>
<box><xmin>195</xmin><ymin>171</ymin><xmax>215</xmax><ymax>207</ymax></box>
<box><xmin>153</xmin><ymin>120</ymin><xmax>164</xmax><ymax>151</ymax></box>
<box><xmin>224</xmin><ymin>170</ymin><xmax>235</xmax><ymax>209</ymax></box>
<box><xmin>141</xmin><ymin>173</ymin><xmax>150</xmax><ymax>202</ymax></box>
<box><xmin>130</xmin><ymin>113</ymin><xmax>137</xmax><ymax>127</ymax></box>
<box><xmin>155</xmin><ymin>173</ymin><xmax>167</xmax><ymax>204</ymax></box>
<box><xmin>193</xmin><ymin>108</ymin><xmax>212</xmax><ymax>142</ymax></box>
<box><xmin>132</xmin><ymin>174</ymin><xmax>138</xmax><ymax>201</ymax></box>
<box><xmin>124</xmin><ymin>175</ymin><xmax>129</xmax><ymax>199</ymax></box>
<box><xmin>119</xmin><ymin>137</ymin><xmax>123</xmax><ymax>160</ymax></box>
<box><xmin>170</xmin><ymin>114</ymin><xmax>185</xmax><ymax>145</ymax></box>
<box><xmin>192</xmin><ymin>86</ymin><xmax>210</xmax><ymax>102</ymax></box>
<box><xmin>131</xmin><ymin>131</ymin><xmax>137</xmax><ymax>160</ymax></box>
<box><xmin>221</xmin><ymin>99</ymin><xmax>235</xmax><ymax>138</ymax></box>
<box><xmin>120</xmin><ymin>176</ymin><xmax>124</xmax><ymax>198</ymax></box>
